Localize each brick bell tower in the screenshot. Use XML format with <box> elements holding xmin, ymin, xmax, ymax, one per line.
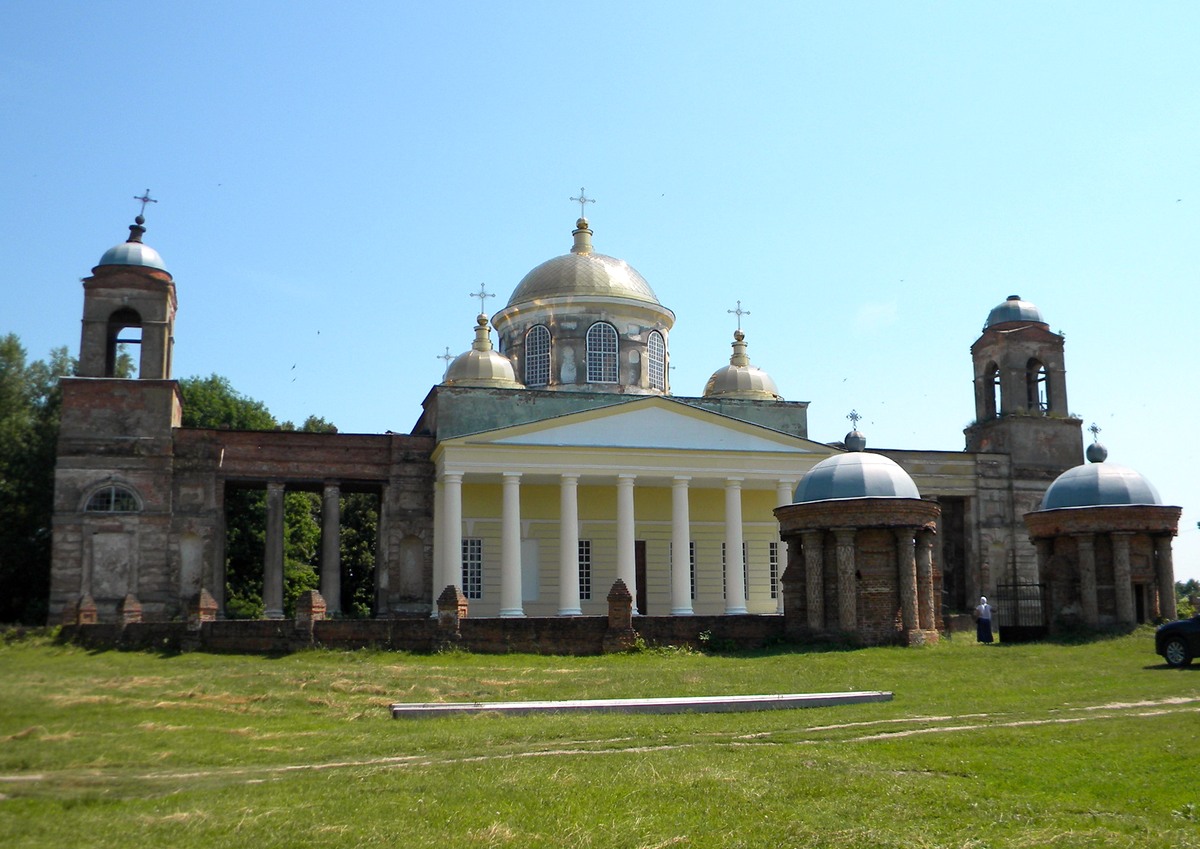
<box><xmin>965</xmin><ymin>295</ymin><xmax>1082</xmax><ymax>472</ymax></box>
<box><xmin>50</xmin><ymin>197</ymin><xmax>185</xmax><ymax>624</ymax></box>
<box><xmin>964</xmin><ymin>295</ymin><xmax>1084</xmax><ymax>587</ymax></box>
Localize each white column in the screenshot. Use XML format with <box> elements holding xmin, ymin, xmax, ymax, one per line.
<box><xmin>775</xmin><ymin>479</ymin><xmax>794</xmax><ymax>614</ymax></box>
<box><xmin>616</xmin><ymin>474</ymin><xmax>638</xmax><ymax>613</ymax></box>
<box><xmin>671</xmin><ymin>476</ymin><xmax>693</xmax><ymax>615</ymax></box>
<box><xmin>500</xmin><ymin>472</ymin><xmax>524</xmax><ymax>617</ymax></box>
<box><xmin>558</xmin><ymin>474</ymin><xmax>582</xmax><ymax>615</ymax></box>
<box><xmin>263</xmin><ymin>482</ymin><xmax>285</xmax><ymax>620</ymax></box>
<box><xmin>441</xmin><ymin>472</ymin><xmax>463</xmax><ymax>603</ymax></box>
<box><xmin>320</xmin><ymin>483</ymin><xmax>341</xmax><ymax>617</ymax></box>
<box><xmin>724</xmin><ymin>477</ymin><xmax>747</xmax><ymax>614</ymax></box>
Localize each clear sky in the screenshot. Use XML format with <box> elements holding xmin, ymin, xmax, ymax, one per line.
<box><xmin>3</xmin><ymin>2</ymin><xmax>1198</xmax><ymax>581</ymax></box>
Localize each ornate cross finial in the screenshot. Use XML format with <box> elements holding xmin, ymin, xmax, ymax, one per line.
<box><xmin>437</xmin><ymin>346</ymin><xmax>454</xmax><ymax>367</ymax></box>
<box><xmin>847</xmin><ymin>409</ymin><xmax>862</xmax><ymax>428</ymax></box>
<box><xmin>570</xmin><ymin>187</ymin><xmax>595</xmax><ymax>218</ymax></box>
<box><xmin>727</xmin><ymin>300</ymin><xmax>751</xmax><ymax>331</ymax></box>
<box><xmin>133</xmin><ymin>189</ymin><xmax>157</xmax><ymax>217</ymax></box>
<box><xmin>469</xmin><ymin>283</ymin><xmax>496</xmax><ymax>312</ymax></box>
<box><xmin>1088</xmin><ymin>422</ymin><xmax>1101</xmax><ymax>442</ymax></box>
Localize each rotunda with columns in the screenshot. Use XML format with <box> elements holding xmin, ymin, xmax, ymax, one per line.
<box><xmin>775</xmin><ymin>428</ymin><xmax>942</xmax><ymax>646</ymax></box>
<box><xmin>1024</xmin><ymin>434</ymin><xmax>1181</xmax><ymax>630</ymax></box>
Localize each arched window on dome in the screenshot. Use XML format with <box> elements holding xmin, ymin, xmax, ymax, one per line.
<box><xmin>105</xmin><ymin>307</ymin><xmax>142</xmax><ymax>378</ymax></box>
<box><xmin>1026</xmin><ymin>358</ymin><xmax>1048</xmax><ymax>413</ymax></box>
<box><xmin>525</xmin><ymin>325</ymin><xmax>551</xmax><ymax>387</ymax></box>
<box><xmin>85</xmin><ymin>484</ymin><xmax>141</xmax><ymax>513</ymax></box>
<box><xmin>586</xmin><ymin>322</ymin><xmax>618</xmax><ymax>384</ymax></box>
<box><xmin>647</xmin><ymin>331</ymin><xmax>666</xmax><ymax>391</ymax></box>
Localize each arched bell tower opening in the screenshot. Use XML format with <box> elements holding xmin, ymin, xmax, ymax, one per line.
<box><xmin>105</xmin><ymin>307</ymin><xmax>143</xmax><ymax>378</ymax></box>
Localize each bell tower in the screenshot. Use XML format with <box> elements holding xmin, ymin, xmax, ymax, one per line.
<box><xmin>965</xmin><ymin>295</ymin><xmax>1082</xmax><ymax>471</ymax></box>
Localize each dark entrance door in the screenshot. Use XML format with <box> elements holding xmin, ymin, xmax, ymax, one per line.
<box><xmin>635</xmin><ymin>540</ymin><xmax>647</xmax><ymax>615</ymax></box>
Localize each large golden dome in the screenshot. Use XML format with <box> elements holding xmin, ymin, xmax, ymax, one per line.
<box><xmin>504</xmin><ymin>218</ymin><xmax>663</xmax><ymax>307</ymax></box>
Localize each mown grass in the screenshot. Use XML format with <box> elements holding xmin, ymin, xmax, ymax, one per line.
<box><xmin>1</xmin><ymin>628</ymin><xmax>1198</xmax><ymax>848</ymax></box>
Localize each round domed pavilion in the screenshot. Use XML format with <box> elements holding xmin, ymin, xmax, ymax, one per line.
<box><xmin>491</xmin><ymin>217</ymin><xmax>675</xmax><ymax>395</ymax></box>
<box><xmin>775</xmin><ymin>429</ymin><xmax>941</xmax><ymax>646</ymax></box>
<box><xmin>1025</xmin><ymin>435</ymin><xmax>1181</xmax><ymax>629</ymax></box>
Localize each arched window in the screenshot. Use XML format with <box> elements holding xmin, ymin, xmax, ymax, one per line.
<box><xmin>1026</xmin><ymin>359</ymin><xmax>1048</xmax><ymax>413</ymax></box>
<box><xmin>586</xmin><ymin>322</ymin><xmax>618</xmax><ymax>383</ymax></box>
<box><xmin>525</xmin><ymin>325</ymin><xmax>551</xmax><ymax>387</ymax></box>
<box><xmin>105</xmin><ymin>307</ymin><xmax>142</xmax><ymax>378</ymax></box>
<box><xmin>986</xmin><ymin>363</ymin><xmax>1001</xmax><ymax>418</ymax></box>
<box><xmin>647</xmin><ymin>331</ymin><xmax>666</xmax><ymax>391</ymax></box>
<box><xmin>85</xmin><ymin>484</ymin><xmax>141</xmax><ymax>513</ymax></box>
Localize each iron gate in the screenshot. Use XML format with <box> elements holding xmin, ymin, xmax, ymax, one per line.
<box><xmin>993</xmin><ymin>583</ymin><xmax>1048</xmax><ymax>643</ymax></box>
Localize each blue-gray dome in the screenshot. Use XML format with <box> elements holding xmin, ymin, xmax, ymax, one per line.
<box><xmin>794</xmin><ymin>452</ymin><xmax>921</xmax><ymax>503</ymax></box>
<box><xmin>985</xmin><ymin>295</ymin><xmax>1044</xmax><ymax>328</ymax></box>
<box><xmin>97</xmin><ymin>240</ymin><xmax>167</xmax><ymax>272</ymax></box>
<box><xmin>1041</xmin><ymin>462</ymin><xmax>1162</xmax><ymax>509</ymax></box>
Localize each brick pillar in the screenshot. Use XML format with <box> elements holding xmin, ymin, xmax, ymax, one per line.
<box><xmin>1112</xmin><ymin>532</ymin><xmax>1135</xmax><ymax>627</ymax></box>
<box><xmin>1155</xmin><ymin>536</ymin><xmax>1177</xmax><ymax>622</ymax></box>
<box><xmin>802</xmin><ymin>530</ymin><xmax>825</xmax><ymax>631</ymax></box>
<box><xmin>320</xmin><ymin>484</ymin><xmax>342</xmax><ymax>617</ymax></box>
<box><xmin>264</xmin><ymin>482</ymin><xmax>285</xmax><ymax>620</ymax></box>
<box><xmin>916</xmin><ymin>530</ymin><xmax>935</xmax><ymax>631</ymax></box>
<box><xmin>603</xmin><ymin>579</ymin><xmax>638</xmax><ymax>653</ymax></box>
<box><xmin>895</xmin><ymin>529</ymin><xmax>919</xmax><ymax>635</ymax></box>
<box><xmin>118</xmin><ymin>594</ymin><xmax>143</xmax><ymax>625</ymax></box>
<box><xmin>834</xmin><ymin>529</ymin><xmax>856</xmax><ymax>633</ymax></box>
<box><xmin>1075</xmin><ymin>533</ymin><xmax>1098</xmax><ymax>628</ymax></box>
<box><xmin>295</xmin><ymin>590</ymin><xmax>327</xmax><ymax>624</ymax></box>
<box><xmin>435</xmin><ymin>585</ymin><xmax>468</xmax><ymax>649</ymax></box>
<box><xmin>187</xmin><ymin>589</ymin><xmax>218</xmax><ymax>630</ymax></box>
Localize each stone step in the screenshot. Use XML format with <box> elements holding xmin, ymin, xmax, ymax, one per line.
<box><xmin>391</xmin><ymin>690</ymin><xmax>892</xmax><ymax>718</ymax></box>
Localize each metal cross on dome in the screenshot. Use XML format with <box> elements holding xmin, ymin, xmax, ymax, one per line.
<box><xmin>570</xmin><ymin>187</ymin><xmax>595</xmax><ymax>218</ymax></box>
<box><xmin>133</xmin><ymin>189</ymin><xmax>157</xmax><ymax>216</ymax></box>
<box><xmin>727</xmin><ymin>300</ymin><xmax>751</xmax><ymax>330</ymax></box>
<box><xmin>437</xmin><ymin>346</ymin><xmax>454</xmax><ymax>366</ymax></box>
<box><xmin>1089</xmin><ymin>422</ymin><xmax>1102</xmax><ymax>441</ymax></box>
<box><xmin>847</xmin><ymin>409</ymin><xmax>862</xmax><ymax>428</ymax></box>
<box><xmin>469</xmin><ymin>284</ymin><xmax>495</xmax><ymax>312</ymax></box>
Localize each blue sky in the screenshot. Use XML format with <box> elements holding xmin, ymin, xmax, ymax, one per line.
<box><xmin>3</xmin><ymin>2</ymin><xmax>1198</xmax><ymax>580</ymax></box>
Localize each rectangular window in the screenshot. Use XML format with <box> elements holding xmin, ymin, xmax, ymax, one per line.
<box><xmin>578</xmin><ymin>540</ymin><xmax>592</xmax><ymax>601</ymax></box>
<box><xmin>462</xmin><ymin>538</ymin><xmax>483</xmax><ymax>600</ymax></box>
<box><xmin>769</xmin><ymin>541</ymin><xmax>779</xmax><ymax>599</ymax></box>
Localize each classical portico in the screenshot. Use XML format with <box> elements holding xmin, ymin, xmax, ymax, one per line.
<box><xmin>429</xmin><ymin>396</ymin><xmax>824</xmax><ymax>617</ymax></box>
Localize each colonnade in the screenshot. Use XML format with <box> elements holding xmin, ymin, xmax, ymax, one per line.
<box><xmin>794</xmin><ymin>527</ymin><xmax>937</xmax><ymax>637</ymax></box>
<box><xmin>1034</xmin><ymin>531</ymin><xmax>1176</xmax><ymax>627</ymax></box>
<box><xmin>260</xmin><ymin>481</ymin><xmax>350</xmax><ymax>620</ymax></box>
<box><xmin>433</xmin><ymin>470</ymin><xmax>797</xmax><ymax>617</ymax></box>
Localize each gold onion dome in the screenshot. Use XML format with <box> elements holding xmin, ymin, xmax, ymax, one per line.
<box><xmin>703</xmin><ymin>330</ymin><xmax>782</xmax><ymax>400</ymax></box>
<box><xmin>443</xmin><ymin>314</ymin><xmax>525</xmax><ymax>389</ymax></box>
<box><xmin>504</xmin><ymin>218</ymin><xmax>664</xmax><ymax>307</ymax></box>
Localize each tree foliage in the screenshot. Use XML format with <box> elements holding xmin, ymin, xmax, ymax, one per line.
<box><xmin>0</xmin><ymin>335</ymin><xmax>75</xmax><ymax>623</ymax></box>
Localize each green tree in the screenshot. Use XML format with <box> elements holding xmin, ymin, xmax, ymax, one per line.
<box><xmin>0</xmin><ymin>335</ymin><xmax>74</xmax><ymax>623</ymax></box>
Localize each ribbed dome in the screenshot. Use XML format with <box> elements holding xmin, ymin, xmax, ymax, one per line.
<box><xmin>443</xmin><ymin>315</ymin><xmax>524</xmax><ymax>389</ymax></box>
<box><xmin>1040</xmin><ymin>459</ymin><xmax>1162</xmax><ymax>509</ymax></box>
<box><xmin>985</xmin><ymin>295</ymin><xmax>1044</xmax><ymax>329</ymax></box>
<box><xmin>506</xmin><ymin>219</ymin><xmax>662</xmax><ymax>307</ymax></box>
<box><xmin>703</xmin><ymin>330</ymin><xmax>782</xmax><ymax>400</ymax></box>
<box><xmin>97</xmin><ymin>217</ymin><xmax>168</xmax><ymax>272</ymax></box>
<box><xmin>794</xmin><ymin>452</ymin><xmax>921</xmax><ymax>503</ymax></box>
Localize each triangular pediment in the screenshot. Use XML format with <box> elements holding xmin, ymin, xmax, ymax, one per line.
<box><xmin>447</xmin><ymin>397</ymin><xmax>828</xmax><ymax>455</ymax></box>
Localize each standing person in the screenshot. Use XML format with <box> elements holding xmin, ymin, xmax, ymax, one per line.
<box><xmin>974</xmin><ymin>596</ymin><xmax>994</xmax><ymax>644</ymax></box>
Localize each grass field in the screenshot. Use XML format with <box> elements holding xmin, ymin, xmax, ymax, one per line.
<box><xmin>1</xmin><ymin>628</ymin><xmax>1198</xmax><ymax>848</ymax></box>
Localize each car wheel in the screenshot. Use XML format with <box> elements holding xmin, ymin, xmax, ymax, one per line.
<box><xmin>1163</xmin><ymin>637</ymin><xmax>1193</xmax><ymax>668</ymax></box>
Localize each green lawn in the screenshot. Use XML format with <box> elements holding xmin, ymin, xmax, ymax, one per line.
<box><xmin>1</xmin><ymin>629</ymin><xmax>1197</xmax><ymax>848</ymax></box>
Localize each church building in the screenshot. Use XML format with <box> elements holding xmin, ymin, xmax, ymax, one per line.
<box><xmin>52</xmin><ymin>200</ymin><xmax>1170</xmax><ymax>642</ymax></box>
